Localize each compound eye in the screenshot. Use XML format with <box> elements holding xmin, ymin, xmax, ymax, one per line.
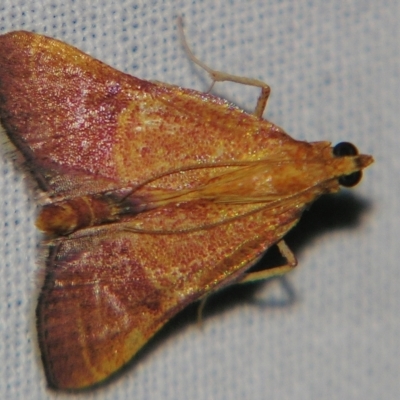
<box><xmin>333</xmin><ymin>142</ymin><xmax>362</xmax><ymax>187</ymax></box>
<box><xmin>333</xmin><ymin>142</ymin><xmax>359</xmax><ymax>157</ymax></box>
<box><xmin>338</xmin><ymin>171</ymin><xmax>362</xmax><ymax>187</ymax></box>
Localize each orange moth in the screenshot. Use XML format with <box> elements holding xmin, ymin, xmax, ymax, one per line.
<box><xmin>0</xmin><ymin>23</ymin><xmax>373</xmax><ymax>390</ymax></box>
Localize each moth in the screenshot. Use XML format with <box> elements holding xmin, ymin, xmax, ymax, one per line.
<box><xmin>0</xmin><ymin>27</ymin><xmax>373</xmax><ymax>390</ymax></box>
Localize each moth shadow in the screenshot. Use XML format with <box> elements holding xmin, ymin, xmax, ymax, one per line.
<box><xmin>79</xmin><ymin>191</ymin><xmax>370</xmax><ymax>392</ymax></box>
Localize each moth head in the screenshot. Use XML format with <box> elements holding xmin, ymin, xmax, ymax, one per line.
<box><xmin>332</xmin><ymin>142</ymin><xmax>372</xmax><ymax>187</ymax></box>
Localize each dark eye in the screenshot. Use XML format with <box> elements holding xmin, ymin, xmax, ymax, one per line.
<box><xmin>333</xmin><ymin>142</ymin><xmax>362</xmax><ymax>187</ymax></box>
<box><xmin>337</xmin><ymin>172</ymin><xmax>362</xmax><ymax>187</ymax></box>
<box><xmin>333</xmin><ymin>142</ymin><xmax>359</xmax><ymax>157</ymax></box>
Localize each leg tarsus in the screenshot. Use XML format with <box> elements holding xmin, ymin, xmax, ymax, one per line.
<box><xmin>197</xmin><ymin>295</ymin><xmax>208</xmax><ymax>327</ymax></box>
<box><xmin>238</xmin><ymin>240</ymin><xmax>297</xmax><ymax>284</ymax></box>
<box><xmin>177</xmin><ymin>16</ymin><xmax>270</xmax><ymax>118</ymax></box>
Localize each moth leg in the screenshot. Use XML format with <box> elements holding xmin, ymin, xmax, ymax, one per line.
<box><xmin>196</xmin><ymin>240</ymin><xmax>296</xmax><ymax>323</ymax></box>
<box><xmin>238</xmin><ymin>240</ymin><xmax>297</xmax><ymax>284</ymax></box>
<box><xmin>197</xmin><ymin>296</ymin><xmax>208</xmax><ymax>326</ymax></box>
<box><xmin>177</xmin><ymin>17</ymin><xmax>270</xmax><ymax>118</ymax></box>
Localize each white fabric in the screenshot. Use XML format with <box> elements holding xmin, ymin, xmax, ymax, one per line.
<box><xmin>0</xmin><ymin>1</ymin><xmax>398</xmax><ymax>399</ymax></box>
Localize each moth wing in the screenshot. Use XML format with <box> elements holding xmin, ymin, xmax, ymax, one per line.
<box><xmin>37</xmin><ymin>204</ymin><xmax>301</xmax><ymax>389</ymax></box>
<box><xmin>0</xmin><ymin>31</ymin><xmax>312</xmax><ymax>200</ymax></box>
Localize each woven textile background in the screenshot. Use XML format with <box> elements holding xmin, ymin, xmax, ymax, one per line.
<box><xmin>0</xmin><ymin>1</ymin><xmax>398</xmax><ymax>399</ymax></box>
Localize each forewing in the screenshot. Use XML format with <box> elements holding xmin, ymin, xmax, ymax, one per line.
<box><xmin>37</xmin><ymin>204</ymin><xmax>302</xmax><ymax>389</ymax></box>
<box><xmin>0</xmin><ymin>31</ymin><xmax>314</xmax><ymax>200</ymax></box>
